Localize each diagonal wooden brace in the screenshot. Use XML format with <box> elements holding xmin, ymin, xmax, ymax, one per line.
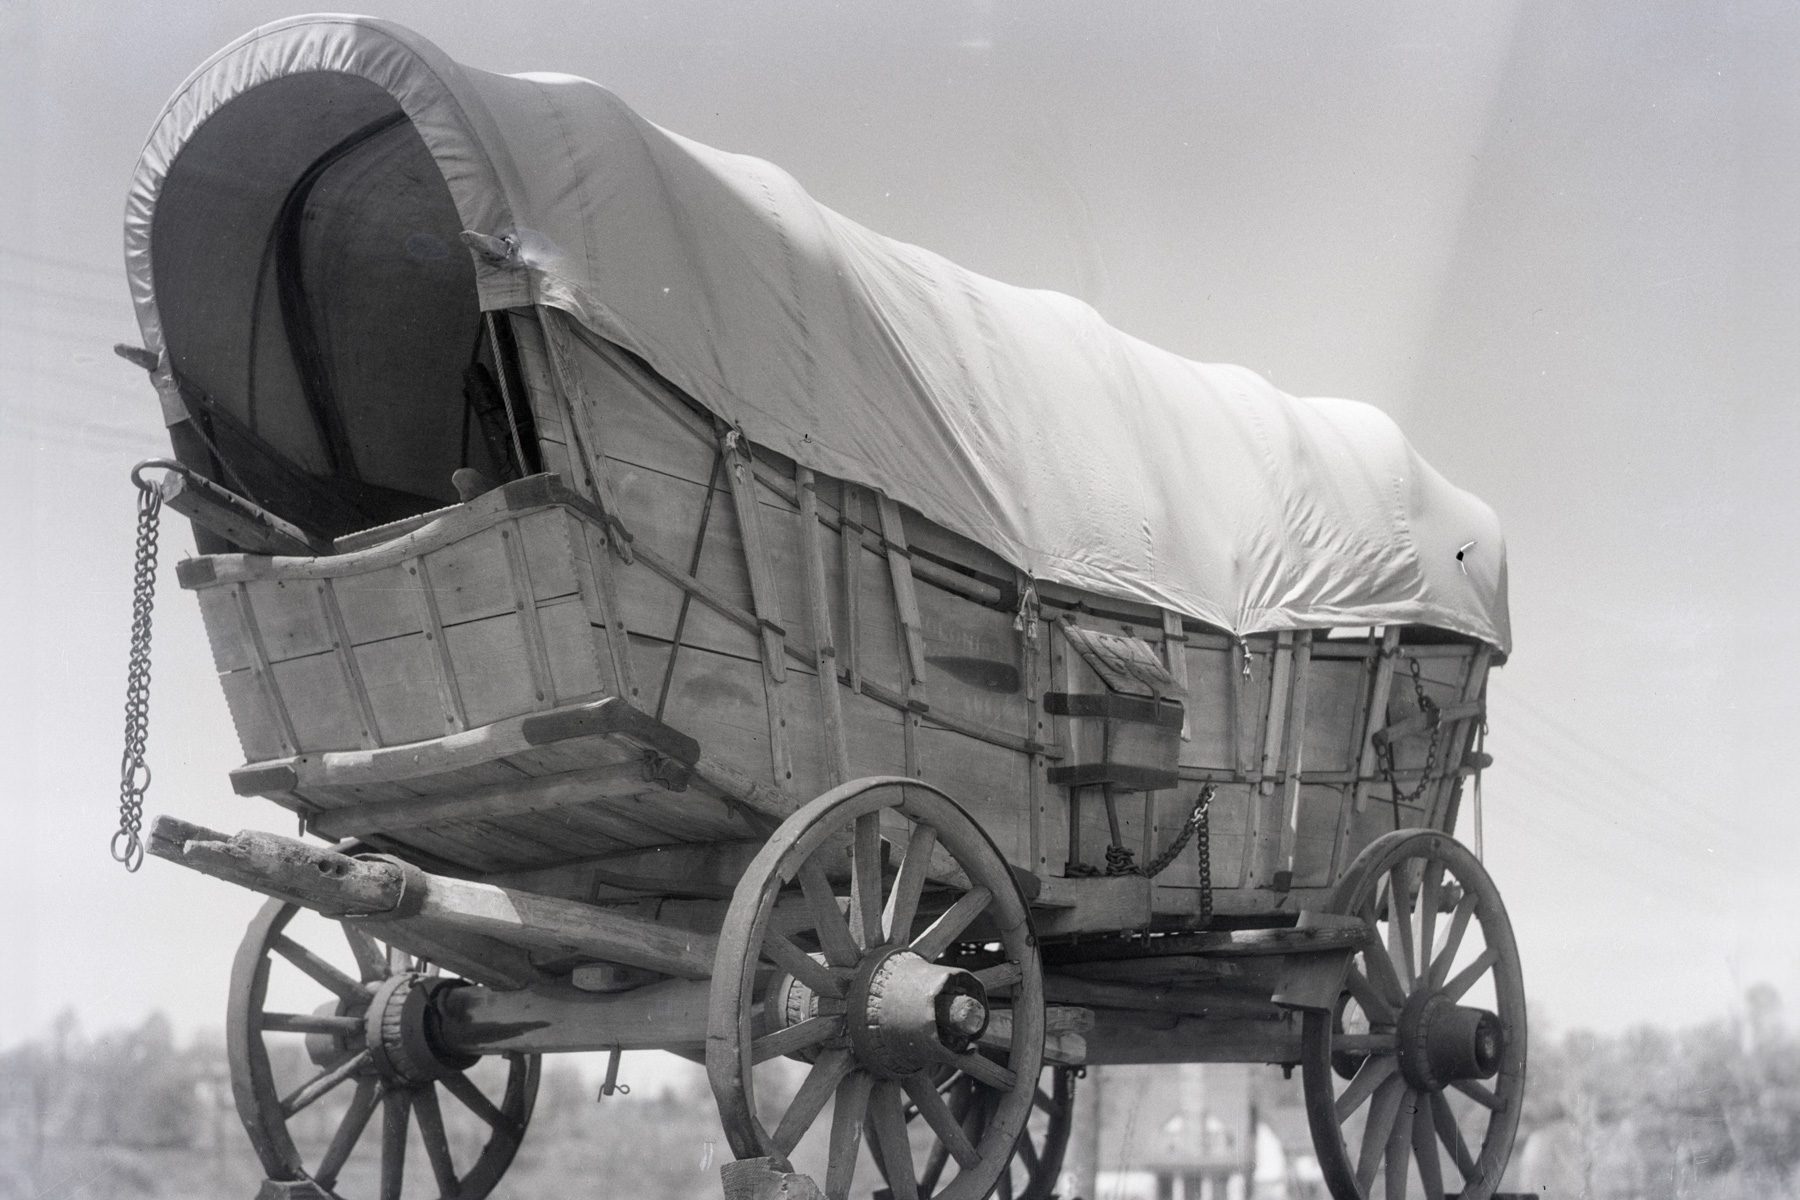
<box><xmin>147</xmin><ymin>815</ymin><xmax>717</xmax><ymax>979</ymax></box>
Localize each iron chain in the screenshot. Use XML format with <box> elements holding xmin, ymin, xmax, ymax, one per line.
<box><xmin>1083</xmin><ymin>783</ymin><xmax>1215</xmax><ymax>925</ymax></box>
<box><xmin>114</xmin><ymin>467</ymin><xmax>165</xmax><ymax>872</ymax></box>
<box><xmin>1377</xmin><ymin>654</ymin><xmax>1441</xmax><ymax>826</ymax></box>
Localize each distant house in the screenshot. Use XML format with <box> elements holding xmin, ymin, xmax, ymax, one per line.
<box><xmin>1089</xmin><ymin>1064</ymin><xmax>1327</xmax><ymax>1200</ymax></box>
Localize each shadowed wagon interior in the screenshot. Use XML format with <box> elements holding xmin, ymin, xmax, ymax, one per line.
<box><xmin>126</xmin><ymin>16</ymin><xmax>1525</xmax><ymax>1200</ymax></box>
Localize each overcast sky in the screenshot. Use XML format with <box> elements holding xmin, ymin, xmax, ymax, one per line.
<box><xmin>2</xmin><ymin>1</ymin><xmax>1796</xmax><ymax>1050</ymax></box>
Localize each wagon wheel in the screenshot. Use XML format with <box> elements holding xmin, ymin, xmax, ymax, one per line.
<box><xmin>870</xmin><ymin>1064</ymin><xmax>1077</xmax><ymax>1200</ymax></box>
<box><xmin>1301</xmin><ymin>830</ymin><xmax>1525</xmax><ymax>1200</ymax></box>
<box><xmin>228</xmin><ymin>898</ymin><xmax>539</xmax><ymax>1198</ymax></box>
<box><xmin>708</xmin><ymin>777</ymin><xmax>1047</xmax><ymax>1200</ymax></box>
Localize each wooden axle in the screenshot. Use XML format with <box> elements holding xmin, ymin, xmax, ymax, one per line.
<box><xmin>436</xmin><ymin>980</ymin><xmax>1094</xmax><ymax>1060</ymax></box>
<box><xmin>147</xmin><ymin>816</ymin><xmax>715</xmax><ymax>980</ymax></box>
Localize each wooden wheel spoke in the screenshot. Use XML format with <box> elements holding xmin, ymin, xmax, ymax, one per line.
<box><xmin>1334</xmin><ymin>1054</ymin><xmax>1399</xmax><ymax>1123</ymax></box>
<box><xmin>910</xmin><ymin>887</ymin><xmax>993</xmax><ymax>962</ymax></box>
<box><xmin>344</xmin><ymin>924</ymin><xmax>390</xmax><ymax>983</ymax></box>
<box><xmin>1385</xmin><ymin>1090</ymin><xmax>1415</xmax><ymax>1200</ymax></box>
<box><xmin>771</xmin><ymin>1048</ymin><xmax>855</xmax><ymax>1156</ymax></box>
<box><xmin>272</xmin><ymin>934</ymin><xmax>365</xmax><ymax>1003</ymax></box>
<box><xmin>949</xmin><ymin>1049</ymin><xmax>1016</xmax><ymax>1092</ymax></box>
<box><xmin>1344</xmin><ymin>968</ymin><xmax>1398</xmax><ymax>1023</ymax></box>
<box><xmin>1430</xmin><ymin>1090</ymin><xmax>1478</xmax><ymax>1178</ymax></box>
<box><xmin>1034</xmin><ymin>1084</ymin><xmax>1064</xmax><ymax>1118</ymax></box>
<box><xmin>974</xmin><ymin>961</ymin><xmax>1023</xmax><ymax>993</ymax></box>
<box><xmin>380</xmin><ymin>1087</ymin><xmax>411</xmax><ymax>1200</ymax></box>
<box><xmin>825</xmin><ymin>1070</ymin><xmax>874</xmax><ymax>1200</ymax></box>
<box><xmin>1412</xmin><ymin>1088</ymin><xmax>1447</xmax><ymax>1200</ymax></box>
<box><xmin>1387</xmin><ymin>867</ymin><xmax>1418</xmax><ymax>986</ymax></box>
<box><xmin>751</xmin><ymin>1014</ymin><xmax>843</xmax><ymax>1064</ymax></box>
<box><xmin>903</xmin><ymin>1072</ymin><xmax>982</xmax><ymax>1169</ymax></box>
<box><xmin>1417</xmin><ymin>861</ymin><xmax>1445</xmax><ymax>978</ymax></box>
<box><xmin>884</xmin><ymin>822</ymin><xmax>938</xmax><ymax>945</ymax></box>
<box><xmin>1428</xmin><ymin>893</ymin><xmax>1478</xmax><ymax>990</ymax></box>
<box><xmin>412</xmin><ymin>1085</ymin><xmax>460</xmax><ymax>1197</ymax></box>
<box><xmin>1451</xmin><ymin>1078</ymin><xmax>1501</xmax><ymax>1111</ymax></box>
<box><xmin>280</xmin><ymin>1048</ymin><xmax>370</xmax><ymax>1117</ymax></box>
<box><xmin>851</xmin><ymin>812</ymin><xmax>887</xmax><ymax>949</ymax></box>
<box><xmin>868</xmin><ymin>1081</ymin><xmax>921</xmax><ymax>1200</ymax></box>
<box><xmin>315</xmin><ymin>1079</ymin><xmax>380</xmax><ymax>1189</ymax></box>
<box><xmin>443</xmin><ymin>1071</ymin><xmax>514</xmax><ymax>1135</ymax></box>
<box><xmin>387</xmin><ymin>943</ymin><xmax>415</xmax><ymax>974</ymax></box>
<box><xmin>260</xmin><ymin>1011</ymin><xmax>364</xmax><ymax>1036</ymax></box>
<box><xmin>763</xmin><ymin>932</ymin><xmax>848</xmax><ymax>999</ymax></box>
<box><xmin>919</xmin><ymin>1139</ymin><xmax>954</xmax><ymax>1196</ymax></box>
<box><xmin>1441</xmin><ymin>947</ymin><xmax>1499</xmax><ymax>1004</ymax></box>
<box><xmin>1355</xmin><ymin>1075</ymin><xmax>1407</xmax><ymax>1194</ymax></box>
<box><xmin>1333</xmin><ymin>1033</ymin><xmax>1399</xmax><ymax>1055</ymax></box>
<box><xmin>798</xmin><ymin>860</ymin><xmax>863</xmax><ymax>968</ymax></box>
<box><xmin>1359</xmin><ymin>939</ymin><xmax>1409</xmax><ymax>1012</ymax></box>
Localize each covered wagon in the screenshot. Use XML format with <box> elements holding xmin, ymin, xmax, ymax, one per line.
<box><xmin>119</xmin><ymin>15</ymin><xmax>1524</xmax><ymax>1200</ymax></box>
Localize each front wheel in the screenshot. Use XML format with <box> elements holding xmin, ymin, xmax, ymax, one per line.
<box><xmin>1301</xmin><ymin>831</ymin><xmax>1525</xmax><ymax>1200</ymax></box>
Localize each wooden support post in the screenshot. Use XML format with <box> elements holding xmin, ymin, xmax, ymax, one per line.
<box><xmin>1250</xmin><ymin>633</ymin><xmax>1293</xmax><ymax>886</ymax></box>
<box><xmin>315</xmin><ymin>580</ymin><xmax>379</xmax><ymax>748</ymax></box>
<box><xmin>1352</xmin><ymin>628</ymin><xmax>1403</xmax><ymax>813</ymax></box>
<box><xmin>521</xmin><ymin>308</ymin><xmax>639</xmax><ymax>698</ymax></box>
<box><xmin>1276</xmin><ymin>630</ymin><xmax>1314</xmax><ymax>885</ymax></box>
<box><xmin>875</xmin><ymin>494</ymin><xmax>929</xmax><ymax>686</ymax></box>
<box><xmin>500</xmin><ymin>517</ymin><xmax>556</xmax><ymax>710</ymax></box>
<box><xmin>796</xmin><ymin>467</ymin><xmax>852</xmax><ymax>785</ymax></box>
<box><xmin>719</xmin><ymin>427</ymin><xmax>795</xmax><ymax>788</ymax></box>
<box><xmin>1161</xmin><ymin>609</ymin><xmax>1192</xmax><ymax>739</ymax></box>
<box><xmin>408</xmin><ymin>556</ymin><xmax>468</xmax><ymax>731</ymax></box>
<box><xmin>231</xmin><ymin>584</ymin><xmax>300</xmax><ymax>756</ymax></box>
<box><xmin>1228</xmin><ymin>636</ymin><xmax>1250</xmax><ymax>779</ymax></box>
<box><xmin>1436</xmin><ymin>645</ymin><xmax>1493</xmax><ymax>836</ymax></box>
<box><xmin>875</xmin><ymin>493</ymin><xmax>928</xmax><ymax>776</ymax></box>
<box><xmin>1023</xmin><ymin>579</ymin><xmax>1048</xmax><ymax>872</ymax></box>
<box><xmin>838</xmin><ymin>486</ymin><xmax>863</xmax><ymax>691</ymax></box>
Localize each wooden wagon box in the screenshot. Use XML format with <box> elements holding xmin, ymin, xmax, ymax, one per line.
<box><xmin>173</xmin><ymin>307</ymin><xmax>1493</xmax><ymax>925</ymax></box>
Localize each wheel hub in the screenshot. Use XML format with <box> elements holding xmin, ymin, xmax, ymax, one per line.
<box><xmin>846</xmin><ymin>947</ymin><xmax>989</xmax><ymax>1078</ymax></box>
<box><xmin>363</xmin><ymin>973</ymin><xmax>478</xmax><ymax>1086</ymax></box>
<box><xmin>1397</xmin><ymin>989</ymin><xmax>1502</xmax><ymax>1091</ymax></box>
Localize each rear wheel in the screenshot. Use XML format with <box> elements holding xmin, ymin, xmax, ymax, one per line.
<box><xmin>1300</xmin><ymin>831</ymin><xmax>1525</xmax><ymax>1200</ymax></box>
<box><xmin>227</xmin><ymin>899</ymin><xmax>538</xmax><ymax>1198</ymax></box>
<box><xmin>870</xmin><ymin>1063</ymin><xmax>1077</xmax><ymax>1200</ymax></box>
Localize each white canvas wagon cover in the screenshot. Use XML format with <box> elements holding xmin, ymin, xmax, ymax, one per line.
<box><xmin>125</xmin><ymin>14</ymin><xmax>1510</xmax><ymax>653</ymax></box>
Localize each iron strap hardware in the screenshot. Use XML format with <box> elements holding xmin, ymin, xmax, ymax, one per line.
<box><xmin>115</xmin><ymin>460</ymin><xmax>174</xmax><ymax>872</ymax></box>
<box><xmin>1375</xmin><ymin>654</ymin><xmax>1442</xmax><ymax>828</ymax></box>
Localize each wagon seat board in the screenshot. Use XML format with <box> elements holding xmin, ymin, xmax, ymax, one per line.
<box><xmin>124</xmin><ymin>16</ymin><xmax>1509</xmax><ymax>923</ymax></box>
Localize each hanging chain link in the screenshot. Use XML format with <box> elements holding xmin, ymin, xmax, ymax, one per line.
<box><xmin>114</xmin><ymin>464</ymin><xmax>169</xmax><ymax>872</ymax></box>
<box><xmin>1377</xmin><ymin>654</ymin><xmax>1441</xmax><ymax>827</ymax></box>
<box><xmin>1140</xmin><ymin>782</ymin><xmax>1215</xmax><ymax>881</ymax></box>
<box><xmin>1079</xmin><ymin>781</ymin><xmax>1216</xmax><ymax>919</ymax></box>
